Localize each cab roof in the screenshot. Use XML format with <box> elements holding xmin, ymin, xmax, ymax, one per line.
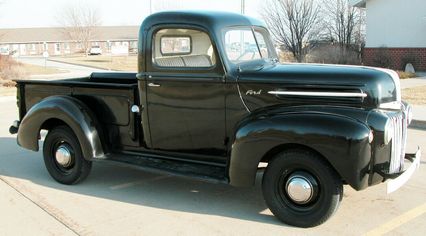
<box><xmin>140</xmin><ymin>11</ymin><xmax>266</xmax><ymax>32</ymax></box>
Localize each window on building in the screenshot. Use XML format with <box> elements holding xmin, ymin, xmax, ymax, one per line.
<box><xmin>64</xmin><ymin>43</ymin><xmax>71</xmax><ymax>50</ymax></box>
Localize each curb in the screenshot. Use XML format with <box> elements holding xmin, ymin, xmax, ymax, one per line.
<box><xmin>47</xmin><ymin>59</ymin><xmax>112</xmax><ymax>71</ymax></box>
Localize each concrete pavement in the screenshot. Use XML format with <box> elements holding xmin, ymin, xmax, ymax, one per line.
<box><xmin>1</xmin><ymin>96</ymin><xmax>426</xmax><ymax>235</ymax></box>
<box><xmin>412</xmin><ymin>105</ymin><xmax>426</xmax><ymax>129</ymax></box>
<box><xmin>0</xmin><ymin>179</ymin><xmax>76</xmax><ymax>235</ymax></box>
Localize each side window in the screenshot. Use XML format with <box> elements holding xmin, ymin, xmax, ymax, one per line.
<box><xmin>153</xmin><ymin>28</ymin><xmax>216</xmax><ymax>68</ymax></box>
<box><xmin>254</xmin><ymin>31</ymin><xmax>269</xmax><ymax>58</ymax></box>
<box><xmin>225</xmin><ymin>29</ymin><xmax>261</xmax><ymax>62</ymax></box>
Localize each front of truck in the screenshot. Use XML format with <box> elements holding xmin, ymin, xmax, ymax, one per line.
<box><xmin>220</xmin><ymin>19</ymin><xmax>421</xmax><ymax>193</ymax></box>
<box><xmin>364</xmin><ymin>77</ymin><xmax>420</xmax><ymax>193</ymax></box>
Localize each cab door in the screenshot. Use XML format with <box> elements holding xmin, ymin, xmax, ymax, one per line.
<box><xmin>145</xmin><ymin>26</ymin><xmax>226</xmax><ymax>163</ymax></box>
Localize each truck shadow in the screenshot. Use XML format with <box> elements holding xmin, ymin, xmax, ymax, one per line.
<box><xmin>0</xmin><ymin>137</ymin><xmax>284</xmax><ymax>227</ymax></box>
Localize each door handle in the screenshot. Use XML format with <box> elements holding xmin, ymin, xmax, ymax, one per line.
<box><xmin>148</xmin><ymin>82</ymin><xmax>161</xmax><ymax>87</ymax></box>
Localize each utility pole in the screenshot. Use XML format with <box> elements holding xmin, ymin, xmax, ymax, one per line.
<box><xmin>149</xmin><ymin>0</ymin><xmax>152</xmax><ymax>15</ymax></box>
<box><xmin>240</xmin><ymin>0</ymin><xmax>246</xmax><ymax>56</ymax></box>
<box><xmin>241</xmin><ymin>0</ymin><xmax>245</xmax><ymax>15</ymax></box>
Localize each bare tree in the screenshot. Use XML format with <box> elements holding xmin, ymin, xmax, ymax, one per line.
<box><xmin>321</xmin><ymin>0</ymin><xmax>365</xmax><ymax>62</ymax></box>
<box><xmin>57</xmin><ymin>3</ymin><xmax>102</xmax><ymax>54</ymax></box>
<box><xmin>262</xmin><ymin>0</ymin><xmax>321</xmax><ymax>62</ymax></box>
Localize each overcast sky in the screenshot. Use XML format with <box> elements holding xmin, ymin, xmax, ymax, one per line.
<box><xmin>0</xmin><ymin>0</ymin><xmax>263</xmax><ymax>29</ymax></box>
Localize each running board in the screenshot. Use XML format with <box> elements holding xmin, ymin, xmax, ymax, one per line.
<box><xmin>100</xmin><ymin>153</ymin><xmax>228</xmax><ymax>184</ymax></box>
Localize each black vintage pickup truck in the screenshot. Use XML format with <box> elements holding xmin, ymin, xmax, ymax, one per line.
<box><xmin>10</xmin><ymin>11</ymin><xmax>421</xmax><ymax>227</ymax></box>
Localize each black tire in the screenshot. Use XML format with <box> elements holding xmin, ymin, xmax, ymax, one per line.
<box><xmin>262</xmin><ymin>149</ymin><xmax>343</xmax><ymax>228</ymax></box>
<box><xmin>43</xmin><ymin>126</ymin><xmax>92</xmax><ymax>185</ymax></box>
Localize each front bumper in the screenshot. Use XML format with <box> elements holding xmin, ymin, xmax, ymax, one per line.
<box><xmin>386</xmin><ymin>147</ymin><xmax>421</xmax><ymax>194</ymax></box>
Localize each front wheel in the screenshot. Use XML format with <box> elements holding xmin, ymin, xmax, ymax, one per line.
<box><xmin>262</xmin><ymin>149</ymin><xmax>343</xmax><ymax>227</ymax></box>
<box><xmin>43</xmin><ymin>126</ymin><xmax>92</xmax><ymax>185</ymax></box>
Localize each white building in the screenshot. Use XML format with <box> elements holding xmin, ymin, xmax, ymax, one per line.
<box><xmin>0</xmin><ymin>26</ymin><xmax>139</xmax><ymax>57</ymax></box>
<box><xmin>352</xmin><ymin>0</ymin><xmax>426</xmax><ymax>71</ymax></box>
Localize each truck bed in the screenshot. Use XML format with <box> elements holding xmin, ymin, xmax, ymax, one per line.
<box><xmin>17</xmin><ymin>72</ymin><xmax>140</xmax><ymax>149</ymax></box>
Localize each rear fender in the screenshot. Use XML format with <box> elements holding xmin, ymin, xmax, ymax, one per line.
<box><xmin>17</xmin><ymin>96</ymin><xmax>105</xmax><ymax>160</ymax></box>
<box><xmin>229</xmin><ymin>112</ymin><xmax>372</xmax><ymax>190</ymax></box>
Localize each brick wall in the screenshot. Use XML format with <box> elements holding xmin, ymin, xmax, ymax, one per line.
<box><xmin>363</xmin><ymin>48</ymin><xmax>426</xmax><ymax>71</ymax></box>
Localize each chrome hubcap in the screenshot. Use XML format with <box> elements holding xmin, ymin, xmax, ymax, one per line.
<box><xmin>285</xmin><ymin>174</ymin><xmax>315</xmax><ymax>204</ymax></box>
<box><xmin>55</xmin><ymin>145</ymin><xmax>73</xmax><ymax>168</ymax></box>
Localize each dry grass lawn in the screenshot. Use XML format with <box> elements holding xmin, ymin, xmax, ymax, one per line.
<box><xmin>402</xmin><ymin>86</ymin><xmax>426</xmax><ymax>105</ymax></box>
<box><xmin>397</xmin><ymin>71</ymin><xmax>417</xmax><ymax>79</ymax></box>
<box><xmin>1</xmin><ymin>63</ymin><xmax>67</xmax><ymax>89</ymax></box>
<box><xmin>22</xmin><ymin>63</ymin><xmax>67</xmax><ymax>76</ymax></box>
<box><xmin>1</xmin><ymin>55</ymin><xmax>67</xmax><ymax>92</ymax></box>
<box><xmin>52</xmin><ymin>55</ymin><xmax>137</xmax><ymax>71</ymax></box>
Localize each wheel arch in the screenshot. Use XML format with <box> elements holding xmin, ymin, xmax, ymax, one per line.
<box><xmin>17</xmin><ymin>96</ymin><xmax>105</xmax><ymax>160</ymax></box>
<box><xmin>261</xmin><ymin>143</ymin><xmax>326</xmax><ymax>163</ymax></box>
<box><xmin>40</xmin><ymin>118</ymin><xmax>68</xmax><ymax>131</ymax></box>
<box><xmin>228</xmin><ymin>112</ymin><xmax>372</xmax><ymax>190</ymax></box>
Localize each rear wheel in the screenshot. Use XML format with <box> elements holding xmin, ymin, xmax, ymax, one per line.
<box><xmin>262</xmin><ymin>149</ymin><xmax>343</xmax><ymax>227</ymax></box>
<box><xmin>43</xmin><ymin>126</ymin><xmax>92</xmax><ymax>185</ymax></box>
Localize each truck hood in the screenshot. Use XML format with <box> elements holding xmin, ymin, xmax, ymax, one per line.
<box><xmin>237</xmin><ymin>62</ymin><xmax>400</xmax><ymax>111</ymax></box>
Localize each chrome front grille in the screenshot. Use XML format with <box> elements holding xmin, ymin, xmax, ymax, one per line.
<box><xmin>387</xmin><ymin>105</ymin><xmax>409</xmax><ymax>174</ymax></box>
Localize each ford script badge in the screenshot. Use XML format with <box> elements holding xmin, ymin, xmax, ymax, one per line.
<box><xmin>246</xmin><ymin>89</ymin><xmax>262</xmax><ymax>95</ymax></box>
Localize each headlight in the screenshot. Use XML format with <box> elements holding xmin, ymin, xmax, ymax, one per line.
<box><xmin>384</xmin><ymin>119</ymin><xmax>394</xmax><ymax>145</ymax></box>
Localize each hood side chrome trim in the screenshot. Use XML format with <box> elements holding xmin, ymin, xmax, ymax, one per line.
<box><xmin>268</xmin><ymin>91</ymin><xmax>368</xmax><ymax>98</ymax></box>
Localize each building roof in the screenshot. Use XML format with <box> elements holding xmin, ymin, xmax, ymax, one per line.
<box><xmin>0</xmin><ymin>26</ymin><xmax>139</xmax><ymax>44</ymax></box>
<box><xmin>350</xmin><ymin>0</ymin><xmax>366</xmax><ymax>7</ymax></box>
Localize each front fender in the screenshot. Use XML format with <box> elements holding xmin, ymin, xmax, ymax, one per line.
<box><xmin>17</xmin><ymin>96</ymin><xmax>105</xmax><ymax>160</ymax></box>
<box><xmin>229</xmin><ymin>112</ymin><xmax>372</xmax><ymax>190</ymax></box>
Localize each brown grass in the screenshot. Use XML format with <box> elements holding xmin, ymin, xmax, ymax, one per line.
<box><xmin>1</xmin><ymin>55</ymin><xmax>67</xmax><ymax>89</ymax></box>
<box><xmin>52</xmin><ymin>55</ymin><xmax>137</xmax><ymax>71</ymax></box>
<box><xmin>397</xmin><ymin>71</ymin><xmax>417</xmax><ymax>79</ymax></box>
<box><xmin>402</xmin><ymin>86</ymin><xmax>426</xmax><ymax>105</ymax></box>
<box><xmin>0</xmin><ymin>55</ymin><xmax>24</xmax><ymax>81</ymax></box>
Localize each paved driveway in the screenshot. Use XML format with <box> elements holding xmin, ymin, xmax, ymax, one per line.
<box><xmin>16</xmin><ymin>57</ymin><xmax>108</xmax><ymax>80</ymax></box>
<box><xmin>0</xmin><ymin>97</ymin><xmax>425</xmax><ymax>235</ymax></box>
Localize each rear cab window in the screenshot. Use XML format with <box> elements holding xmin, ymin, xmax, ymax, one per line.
<box><xmin>152</xmin><ymin>28</ymin><xmax>217</xmax><ymax>68</ymax></box>
<box><xmin>160</xmin><ymin>36</ymin><xmax>191</xmax><ymax>55</ymax></box>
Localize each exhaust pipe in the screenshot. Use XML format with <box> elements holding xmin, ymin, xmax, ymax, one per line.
<box><xmin>9</xmin><ymin>120</ymin><xmax>19</xmax><ymax>135</ymax></box>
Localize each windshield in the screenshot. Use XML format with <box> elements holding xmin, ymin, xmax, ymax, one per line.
<box><xmin>224</xmin><ymin>27</ymin><xmax>277</xmax><ymax>64</ymax></box>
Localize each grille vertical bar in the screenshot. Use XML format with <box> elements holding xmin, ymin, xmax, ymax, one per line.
<box><xmin>388</xmin><ymin>107</ymin><xmax>408</xmax><ymax>174</ymax></box>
